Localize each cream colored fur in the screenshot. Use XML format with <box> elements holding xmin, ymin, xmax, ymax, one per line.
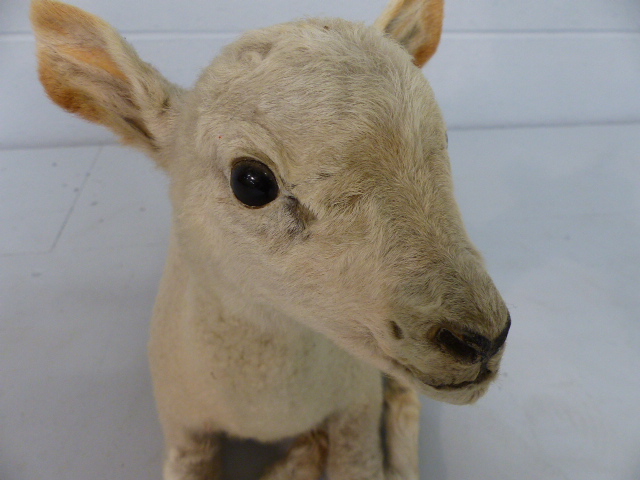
<box><xmin>31</xmin><ymin>1</ymin><xmax>510</xmax><ymax>478</ymax></box>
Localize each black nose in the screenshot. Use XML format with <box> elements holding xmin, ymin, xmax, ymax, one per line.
<box><xmin>435</xmin><ymin>328</ymin><xmax>490</xmax><ymax>363</ymax></box>
<box><xmin>491</xmin><ymin>314</ymin><xmax>511</xmax><ymax>354</ymax></box>
<box><xmin>434</xmin><ymin>315</ymin><xmax>511</xmax><ymax>363</ymax></box>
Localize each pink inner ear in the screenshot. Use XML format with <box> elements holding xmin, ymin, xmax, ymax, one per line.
<box><xmin>32</xmin><ymin>0</ymin><xmax>102</xmax><ymax>39</ymax></box>
<box><xmin>31</xmin><ymin>1</ymin><xmax>128</xmax><ymax>80</ymax></box>
<box><xmin>376</xmin><ymin>0</ymin><xmax>444</xmax><ymax>67</ymax></box>
<box><xmin>36</xmin><ymin>49</ymin><xmax>105</xmax><ymax>122</ymax></box>
<box><xmin>406</xmin><ymin>0</ymin><xmax>444</xmax><ymax>67</ymax></box>
<box><xmin>58</xmin><ymin>45</ymin><xmax>129</xmax><ymax>81</ymax></box>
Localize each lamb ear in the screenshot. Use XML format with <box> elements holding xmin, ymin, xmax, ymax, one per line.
<box><xmin>374</xmin><ymin>0</ymin><xmax>444</xmax><ymax>67</ymax></box>
<box><xmin>31</xmin><ymin>0</ymin><xmax>182</xmax><ymax>165</ymax></box>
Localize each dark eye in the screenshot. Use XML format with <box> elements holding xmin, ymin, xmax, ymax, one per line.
<box><xmin>230</xmin><ymin>158</ymin><xmax>279</xmax><ymax>208</ymax></box>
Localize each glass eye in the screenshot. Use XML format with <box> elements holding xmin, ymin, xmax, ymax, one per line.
<box><xmin>230</xmin><ymin>158</ymin><xmax>279</xmax><ymax>208</ymax></box>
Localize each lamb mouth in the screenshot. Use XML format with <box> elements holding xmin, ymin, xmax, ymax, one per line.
<box><xmin>373</xmin><ymin>339</ymin><xmax>495</xmax><ymax>392</ymax></box>
<box><xmin>398</xmin><ymin>362</ymin><xmax>495</xmax><ymax>391</ymax></box>
<box><xmin>426</xmin><ymin>367</ymin><xmax>494</xmax><ymax>390</ymax></box>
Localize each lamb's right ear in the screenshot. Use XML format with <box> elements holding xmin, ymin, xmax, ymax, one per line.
<box><xmin>31</xmin><ymin>0</ymin><xmax>183</xmax><ymax>167</ymax></box>
<box><xmin>374</xmin><ymin>0</ymin><xmax>444</xmax><ymax>68</ymax></box>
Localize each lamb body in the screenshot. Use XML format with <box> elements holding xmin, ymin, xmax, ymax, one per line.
<box><xmin>31</xmin><ymin>1</ymin><xmax>511</xmax><ymax>478</ymax></box>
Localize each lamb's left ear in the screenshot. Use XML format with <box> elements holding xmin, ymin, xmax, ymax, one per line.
<box><xmin>375</xmin><ymin>0</ymin><xmax>444</xmax><ymax>68</ymax></box>
<box><xmin>31</xmin><ymin>0</ymin><xmax>182</xmax><ymax>164</ymax></box>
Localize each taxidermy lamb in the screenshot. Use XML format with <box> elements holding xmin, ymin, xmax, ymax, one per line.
<box><xmin>31</xmin><ymin>0</ymin><xmax>511</xmax><ymax>478</ymax></box>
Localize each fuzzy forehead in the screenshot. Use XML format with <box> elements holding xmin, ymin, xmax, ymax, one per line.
<box><xmin>192</xmin><ymin>17</ymin><xmax>445</xmax><ymax>189</ymax></box>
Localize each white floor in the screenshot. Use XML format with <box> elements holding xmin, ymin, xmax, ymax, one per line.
<box><xmin>1</xmin><ymin>124</ymin><xmax>639</xmax><ymax>480</ymax></box>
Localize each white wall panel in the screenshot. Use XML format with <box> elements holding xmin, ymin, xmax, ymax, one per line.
<box><xmin>2</xmin><ymin>0</ymin><xmax>639</xmax><ymax>34</ymax></box>
<box><xmin>426</xmin><ymin>32</ymin><xmax>640</xmax><ymax>128</ymax></box>
<box><xmin>3</xmin><ymin>32</ymin><xmax>639</xmax><ymax>149</ymax></box>
<box><xmin>444</xmin><ymin>0</ymin><xmax>640</xmax><ymax>32</ymax></box>
<box><xmin>2</xmin><ymin>0</ymin><xmax>639</xmax><ymax>148</ymax></box>
<box><xmin>0</xmin><ymin>0</ymin><xmax>388</xmax><ymax>34</ymax></box>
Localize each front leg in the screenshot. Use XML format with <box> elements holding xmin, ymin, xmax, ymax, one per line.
<box><xmin>162</xmin><ymin>427</ymin><xmax>223</xmax><ymax>480</ymax></box>
<box><xmin>259</xmin><ymin>429</ymin><xmax>328</xmax><ymax>480</ymax></box>
<box><xmin>383</xmin><ymin>377</ymin><xmax>421</xmax><ymax>480</ymax></box>
<box><xmin>325</xmin><ymin>402</ymin><xmax>386</xmax><ymax>480</ymax></box>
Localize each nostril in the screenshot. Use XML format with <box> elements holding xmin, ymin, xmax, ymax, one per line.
<box><xmin>390</xmin><ymin>321</ymin><xmax>404</xmax><ymax>340</ymax></box>
<box><xmin>435</xmin><ymin>328</ymin><xmax>480</xmax><ymax>363</ymax></box>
